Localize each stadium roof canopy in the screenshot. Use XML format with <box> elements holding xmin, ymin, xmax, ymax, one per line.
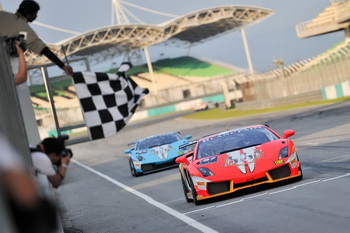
<box><xmin>25</xmin><ymin>5</ymin><xmax>274</xmax><ymax>66</ymax></box>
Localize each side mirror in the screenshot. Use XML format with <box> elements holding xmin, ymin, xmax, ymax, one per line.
<box><xmin>186</xmin><ymin>135</ymin><xmax>192</xmax><ymax>140</ymax></box>
<box><xmin>124</xmin><ymin>149</ymin><xmax>132</xmax><ymax>154</ymax></box>
<box><xmin>176</xmin><ymin>155</ymin><xmax>190</xmax><ymax>165</ymax></box>
<box><xmin>283</xmin><ymin>130</ymin><xmax>295</xmax><ymax>139</ymax></box>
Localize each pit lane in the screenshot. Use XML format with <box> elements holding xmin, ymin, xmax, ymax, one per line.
<box><xmin>57</xmin><ymin>101</ymin><xmax>350</xmax><ymax>233</ymax></box>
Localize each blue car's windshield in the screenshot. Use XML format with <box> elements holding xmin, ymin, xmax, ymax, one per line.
<box><xmin>197</xmin><ymin>126</ymin><xmax>279</xmax><ymax>159</ymax></box>
<box><xmin>136</xmin><ymin>133</ymin><xmax>182</xmax><ymax>150</ymax></box>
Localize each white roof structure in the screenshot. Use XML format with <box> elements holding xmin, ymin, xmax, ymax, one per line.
<box><xmin>25</xmin><ymin>5</ymin><xmax>274</xmax><ymax>66</ymax></box>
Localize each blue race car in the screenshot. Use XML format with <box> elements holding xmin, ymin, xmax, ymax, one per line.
<box><xmin>124</xmin><ymin>132</ymin><xmax>192</xmax><ymax>176</ymax></box>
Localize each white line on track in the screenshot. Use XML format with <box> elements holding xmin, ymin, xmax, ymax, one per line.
<box><xmin>322</xmin><ymin>173</ymin><xmax>350</xmax><ymax>182</ymax></box>
<box><xmin>163</xmin><ymin>198</ymin><xmax>186</xmax><ymax>204</ymax></box>
<box><xmin>183</xmin><ymin>173</ymin><xmax>350</xmax><ymax>215</ymax></box>
<box><xmin>72</xmin><ymin>159</ymin><xmax>218</xmax><ymax>233</ymax></box>
<box><xmin>318</xmin><ymin>154</ymin><xmax>350</xmax><ymax>163</ymax></box>
<box><xmin>302</xmin><ymin>142</ymin><xmax>320</xmax><ymax>146</ymax></box>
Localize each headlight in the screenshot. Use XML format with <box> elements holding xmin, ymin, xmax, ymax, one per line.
<box><xmin>287</xmin><ymin>151</ymin><xmax>297</xmax><ymax>168</ymax></box>
<box><xmin>197</xmin><ymin>167</ymin><xmax>215</xmax><ymax>177</ymax></box>
<box><xmin>192</xmin><ymin>176</ymin><xmax>211</xmax><ymax>190</ymax></box>
<box><xmin>132</xmin><ymin>160</ymin><xmax>142</xmax><ymax>168</ymax></box>
<box><xmin>136</xmin><ymin>155</ymin><xmax>145</xmax><ymax>161</ymax></box>
<box><xmin>279</xmin><ymin>146</ymin><xmax>289</xmax><ymax>159</ymax></box>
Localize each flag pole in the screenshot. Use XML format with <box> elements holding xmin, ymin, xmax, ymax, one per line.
<box><xmin>61</xmin><ymin>45</ymin><xmax>70</xmax><ymax>67</ymax></box>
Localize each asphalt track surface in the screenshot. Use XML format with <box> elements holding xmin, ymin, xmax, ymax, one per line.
<box><xmin>56</xmin><ymin>101</ymin><xmax>350</xmax><ymax>233</ymax></box>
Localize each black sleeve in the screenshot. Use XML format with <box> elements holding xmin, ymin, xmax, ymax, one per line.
<box><xmin>40</xmin><ymin>47</ymin><xmax>65</xmax><ymax>69</ymax></box>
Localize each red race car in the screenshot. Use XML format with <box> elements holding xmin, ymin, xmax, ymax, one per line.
<box><xmin>176</xmin><ymin>124</ymin><xmax>303</xmax><ymax>205</ymax></box>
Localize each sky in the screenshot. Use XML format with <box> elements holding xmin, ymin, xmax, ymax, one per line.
<box><xmin>0</xmin><ymin>0</ymin><xmax>345</xmax><ymax>73</ymax></box>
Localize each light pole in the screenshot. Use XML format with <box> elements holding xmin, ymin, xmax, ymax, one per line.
<box><xmin>273</xmin><ymin>59</ymin><xmax>284</xmax><ymax>77</ymax></box>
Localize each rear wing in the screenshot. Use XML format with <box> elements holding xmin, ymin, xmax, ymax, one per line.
<box><xmin>179</xmin><ymin>140</ymin><xmax>198</xmax><ymax>152</ymax></box>
<box><xmin>127</xmin><ymin>141</ymin><xmax>136</xmax><ymax>146</ymax></box>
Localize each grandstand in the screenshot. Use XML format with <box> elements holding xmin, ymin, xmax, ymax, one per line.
<box><xmin>28</xmin><ymin>55</ymin><xmax>243</xmax><ymax>136</ymax></box>
<box><xmin>31</xmin><ymin>56</ymin><xmax>242</xmax><ymax>109</ymax></box>
<box><xmin>241</xmin><ymin>0</ymin><xmax>350</xmax><ymax>105</ymax></box>
<box><xmin>24</xmin><ymin>1</ymin><xmax>347</xmax><ymax>135</ymax></box>
<box><xmin>19</xmin><ymin>1</ymin><xmax>273</xmax><ymax>137</ymax></box>
<box><xmin>252</xmin><ymin>0</ymin><xmax>350</xmax><ymax>81</ymax></box>
<box><xmin>106</xmin><ymin>56</ymin><xmax>240</xmax><ymax>93</ymax></box>
<box><xmin>27</xmin><ymin>1</ymin><xmax>350</xmax><ymax>135</ymax></box>
<box><xmin>296</xmin><ymin>0</ymin><xmax>350</xmax><ymax>38</ymax></box>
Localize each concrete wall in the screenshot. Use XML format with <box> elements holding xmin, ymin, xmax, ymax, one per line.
<box><xmin>235</xmin><ymin>90</ymin><xmax>323</xmax><ymax>111</ymax></box>
<box><xmin>322</xmin><ymin>80</ymin><xmax>350</xmax><ymax>99</ymax></box>
<box><xmin>131</xmin><ymin>93</ymin><xmax>226</xmax><ymax>121</ymax></box>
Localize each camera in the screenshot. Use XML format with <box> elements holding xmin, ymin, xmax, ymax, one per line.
<box><xmin>57</xmin><ymin>135</ymin><xmax>73</xmax><ymax>158</ymax></box>
<box><xmin>4</xmin><ymin>34</ymin><xmax>27</xmax><ymax>56</ymax></box>
<box><xmin>61</xmin><ymin>148</ymin><xmax>73</xmax><ymax>158</ymax></box>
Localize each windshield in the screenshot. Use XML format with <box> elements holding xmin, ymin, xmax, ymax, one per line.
<box><xmin>197</xmin><ymin>126</ymin><xmax>278</xmax><ymax>159</ymax></box>
<box><xmin>136</xmin><ymin>133</ymin><xmax>182</xmax><ymax>150</ymax></box>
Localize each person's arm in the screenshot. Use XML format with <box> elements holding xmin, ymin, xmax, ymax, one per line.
<box><xmin>40</xmin><ymin>47</ymin><xmax>73</xmax><ymax>75</ymax></box>
<box><xmin>47</xmin><ymin>165</ymin><xmax>67</xmax><ymax>188</ymax></box>
<box><xmin>23</xmin><ymin>20</ymin><xmax>73</xmax><ymax>75</ymax></box>
<box><xmin>15</xmin><ymin>42</ymin><xmax>27</xmax><ymax>85</ymax></box>
<box><xmin>47</xmin><ymin>154</ymin><xmax>71</xmax><ymax>188</ymax></box>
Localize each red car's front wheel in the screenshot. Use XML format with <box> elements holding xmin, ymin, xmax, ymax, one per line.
<box><xmin>180</xmin><ymin>172</ymin><xmax>193</xmax><ymax>203</ymax></box>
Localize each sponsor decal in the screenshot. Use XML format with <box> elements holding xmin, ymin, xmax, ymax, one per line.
<box><xmin>200</xmin><ymin>156</ymin><xmax>218</xmax><ymax>165</ymax></box>
<box><xmin>225</xmin><ymin>147</ymin><xmax>262</xmax><ymax>174</ymax></box>
<box><xmin>151</xmin><ymin>145</ymin><xmax>172</xmax><ymax>160</ymax></box>
<box><xmin>274</xmin><ymin>159</ymin><xmax>284</xmax><ymax>165</ymax></box>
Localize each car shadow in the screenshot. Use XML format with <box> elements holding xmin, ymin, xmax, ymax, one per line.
<box><xmin>197</xmin><ymin>179</ymin><xmax>301</xmax><ymax>205</ymax></box>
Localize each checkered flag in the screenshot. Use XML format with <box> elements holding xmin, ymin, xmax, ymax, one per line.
<box><xmin>72</xmin><ymin>62</ymin><xmax>149</xmax><ymax>140</ymax></box>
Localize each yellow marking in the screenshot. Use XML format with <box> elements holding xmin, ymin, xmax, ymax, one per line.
<box><xmin>274</xmin><ymin>159</ymin><xmax>284</xmax><ymax>165</ymax></box>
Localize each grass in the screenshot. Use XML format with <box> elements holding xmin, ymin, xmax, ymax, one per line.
<box><xmin>182</xmin><ymin>96</ymin><xmax>350</xmax><ymax>120</ymax></box>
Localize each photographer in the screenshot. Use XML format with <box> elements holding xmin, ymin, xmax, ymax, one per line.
<box><xmin>0</xmin><ymin>0</ymin><xmax>73</xmax><ymax>75</ymax></box>
<box><xmin>31</xmin><ymin>136</ymin><xmax>72</xmax><ymax>188</ymax></box>
<box><xmin>1</xmin><ymin>132</ymin><xmax>58</xmax><ymax>233</ymax></box>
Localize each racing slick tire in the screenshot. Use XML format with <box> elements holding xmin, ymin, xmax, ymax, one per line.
<box><xmin>293</xmin><ymin>166</ymin><xmax>303</xmax><ymax>182</ymax></box>
<box><xmin>129</xmin><ymin>159</ymin><xmax>142</xmax><ymax>177</ymax></box>
<box><xmin>293</xmin><ymin>155</ymin><xmax>303</xmax><ymax>182</ymax></box>
<box><xmin>188</xmin><ymin>176</ymin><xmax>201</xmax><ymax>205</ymax></box>
<box><xmin>180</xmin><ymin>172</ymin><xmax>193</xmax><ymax>203</ymax></box>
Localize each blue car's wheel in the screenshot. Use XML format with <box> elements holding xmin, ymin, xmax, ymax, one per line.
<box><xmin>129</xmin><ymin>159</ymin><xmax>141</xmax><ymax>177</ymax></box>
